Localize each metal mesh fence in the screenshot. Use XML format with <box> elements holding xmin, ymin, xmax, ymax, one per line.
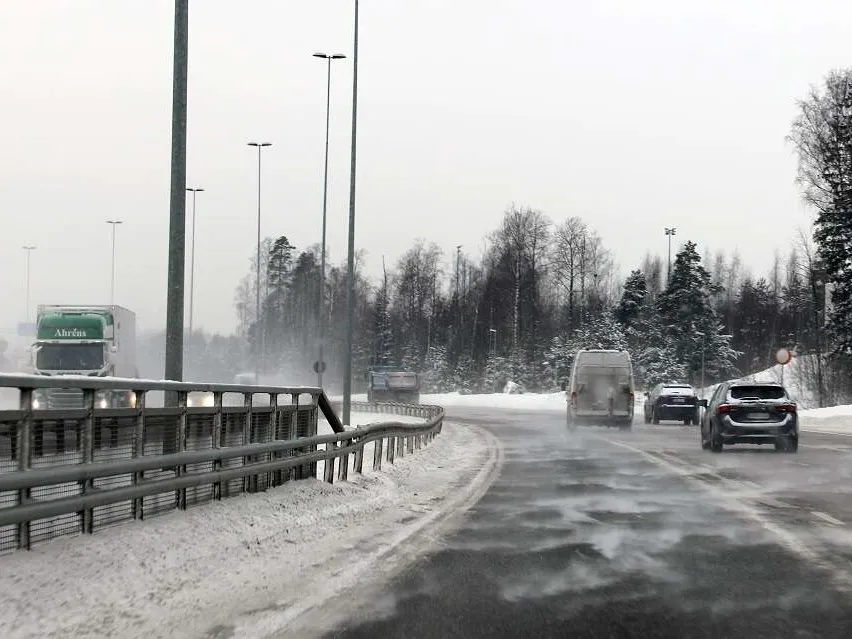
<box><xmin>184</xmin><ymin>410</ymin><xmax>215</xmax><ymax>507</ymax></box>
<box><xmin>141</xmin><ymin>411</ymin><xmax>180</xmax><ymax>517</ymax></box>
<box><xmin>221</xmin><ymin>408</ymin><xmax>247</xmax><ymax>497</ymax></box>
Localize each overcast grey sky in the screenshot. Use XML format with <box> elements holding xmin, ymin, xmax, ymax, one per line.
<box><xmin>1</xmin><ymin>0</ymin><xmax>850</xmax><ymax>336</ymax></box>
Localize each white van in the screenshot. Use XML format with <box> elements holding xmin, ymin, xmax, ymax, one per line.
<box><xmin>564</xmin><ymin>349</ymin><xmax>635</xmax><ymax>429</ymax></box>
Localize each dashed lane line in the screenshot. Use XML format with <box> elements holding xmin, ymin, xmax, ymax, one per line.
<box><xmin>597</xmin><ymin>435</ymin><xmax>852</xmax><ymax>595</ymax></box>
<box><xmin>812</xmin><ymin>511</ymin><xmax>846</xmax><ymax>526</ymax></box>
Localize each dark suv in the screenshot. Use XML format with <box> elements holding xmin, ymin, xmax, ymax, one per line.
<box><xmin>699</xmin><ymin>381</ymin><xmax>798</xmax><ymax>453</ymax></box>
<box><xmin>644</xmin><ymin>383</ymin><xmax>700</xmax><ymax>425</ymax></box>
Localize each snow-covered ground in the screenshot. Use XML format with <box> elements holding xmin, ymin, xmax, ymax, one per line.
<box><xmin>0</xmin><ymin>415</ymin><xmax>500</xmax><ymax>639</ymax></box>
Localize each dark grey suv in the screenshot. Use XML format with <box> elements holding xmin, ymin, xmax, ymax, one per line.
<box><xmin>699</xmin><ymin>381</ymin><xmax>798</xmax><ymax>453</ymax></box>
<box><xmin>643</xmin><ymin>383</ymin><xmax>700</xmax><ymax>425</ymax></box>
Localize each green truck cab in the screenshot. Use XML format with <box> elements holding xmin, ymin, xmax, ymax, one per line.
<box><xmin>30</xmin><ymin>305</ymin><xmax>137</xmax><ymax>409</ymax></box>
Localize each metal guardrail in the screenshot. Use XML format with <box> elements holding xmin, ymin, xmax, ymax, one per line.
<box><xmin>0</xmin><ymin>374</ymin><xmax>443</xmax><ymax>554</ymax></box>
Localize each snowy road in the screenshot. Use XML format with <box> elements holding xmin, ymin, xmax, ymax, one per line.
<box><xmin>291</xmin><ymin>404</ymin><xmax>852</xmax><ymax>639</ymax></box>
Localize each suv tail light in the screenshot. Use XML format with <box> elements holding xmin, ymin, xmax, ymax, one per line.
<box><xmin>776</xmin><ymin>403</ymin><xmax>797</xmax><ymax>413</ymax></box>
<box><xmin>717</xmin><ymin>404</ymin><xmax>735</xmax><ymax>414</ymax></box>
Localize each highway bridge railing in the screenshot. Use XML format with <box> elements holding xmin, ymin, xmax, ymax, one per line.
<box><xmin>0</xmin><ymin>374</ymin><xmax>443</xmax><ymax>554</ymax></box>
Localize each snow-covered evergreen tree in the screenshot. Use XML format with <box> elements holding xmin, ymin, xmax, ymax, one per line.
<box><xmin>420</xmin><ymin>345</ymin><xmax>451</xmax><ymax>393</ymax></box>
<box><xmin>790</xmin><ymin>69</ymin><xmax>852</xmax><ymax>355</ymax></box>
<box><xmin>570</xmin><ymin>310</ymin><xmax>628</xmax><ymax>352</ymax></box>
<box><xmin>656</xmin><ymin>241</ymin><xmax>739</xmax><ymax>384</ymax></box>
<box><xmin>616</xmin><ymin>269</ymin><xmax>647</xmax><ymax>328</ymax></box>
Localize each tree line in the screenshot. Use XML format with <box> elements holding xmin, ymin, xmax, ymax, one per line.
<box><xmin>228</xmin><ymin>206</ymin><xmax>833</xmax><ymax>398</ymax></box>
<box><xmin>218</xmin><ymin>66</ymin><xmax>852</xmax><ymax>405</ymax></box>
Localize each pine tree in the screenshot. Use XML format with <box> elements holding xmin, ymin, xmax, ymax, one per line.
<box><xmin>656</xmin><ymin>241</ymin><xmax>739</xmax><ymax>383</ymax></box>
<box><xmin>616</xmin><ymin>269</ymin><xmax>647</xmax><ymax>328</ymax></box>
<box><xmin>790</xmin><ymin>69</ymin><xmax>852</xmax><ymax>354</ymax></box>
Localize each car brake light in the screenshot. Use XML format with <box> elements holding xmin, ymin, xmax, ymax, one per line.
<box><xmin>777</xmin><ymin>404</ymin><xmax>797</xmax><ymax>413</ymax></box>
<box><xmin>717</xmin><ymin>404</ymin><xmax>735</xmax><ymax>414</ymax></box>
<box><xmin>571</xmin><ymin>391</ymin><xmax>577</xmax><ymax>404</ymax></box>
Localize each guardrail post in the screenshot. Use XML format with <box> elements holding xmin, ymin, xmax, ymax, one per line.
<box><xmin>81</xmin><ymin>388</ymin><xmax>95</xmax><ymax>534</ymax></box>
<box><xmin>243</xmin><ymin>392</ymin><xmax>254</xmax><ymax>493</ymax></box>
<box><xmin>131</xmin><ymin>390</ymin><xmax>146</xmax><ymax>520</ymax></box>
<box><xmin>16</xmin><ymin>387</ymin><xmax>33</xmax><ymax>550</ymax></box>
<box><xmin>397</xmin><ymin>435</ymin><xmax>405</xmax><ymax>459</ymax></box>
<box><xmin>337</xmin><ymin>438</ymin><xmax>349</xmax><ymax>481</ymax></box>
<box><xmin>353</xmin><ymin>433</ymin><xmax>364</xmax><ymax>474</ymax></box>
<box><xmin>324</xmin><ymin>442</ymin><xmax>336</xmax><ymax>483</ymax></box>
<box><xmin>387</xmin><ymin>436</ymin><xmax>395</xmax><ymax>464</ymax></box>
<box><xmin>269</xmin><ymin>393</ymin><xmax>280</xmax><ymax>488</ymax></box>
<box><xmin>373</xmin><ymin>437</ymin><xmax>383</xmax><ymax>471</ymax></box>
<box><xmin>176</xmin><ymin>390</ymin><xmax>188</xmax><ymax>510</ymax></box>
<box><xmin>212</xmin><ymin>391</ymin><xmax>223</xmax><ymax>500</ymax></box>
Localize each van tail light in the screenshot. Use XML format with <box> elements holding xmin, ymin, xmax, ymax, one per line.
<box><xmin>717</xmin><ymin>404</ymin><xmax>735</xmax><ymax>414</ymax></box>
<box><xmin>777</xmin><ymin>403</ymin><xmax>797</xmax><ymax>413</ymax></box>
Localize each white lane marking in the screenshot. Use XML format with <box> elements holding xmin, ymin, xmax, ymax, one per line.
<box><xmin>801</xmin><ymin>428</ymin><xmax>852</xmax><ymax>437</ymax></box>
<box><xmin>599</xmin><ymin>437</ymin><xmax>852</xmax><ymax>594</ymax></box>
<box><xmin>812</xmin><ymin>511</ymin><xmax>846</xmax><ymax>526</ymax></box>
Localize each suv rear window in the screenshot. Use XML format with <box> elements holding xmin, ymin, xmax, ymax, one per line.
<box><xmin>729</xmin><ymin>385</ymin><xmax>785</xmax><ymax>400</ymax></box>
<box><xmin>662</xmin><ymin>386</ymin><xmax>693</xmax><ymax>394</ymax></box>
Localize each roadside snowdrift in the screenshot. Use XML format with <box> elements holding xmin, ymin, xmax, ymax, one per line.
<box><xmin>0</xmin><ymin>415</ymin><xmax>499</xmax><ymax>639</ymax></box>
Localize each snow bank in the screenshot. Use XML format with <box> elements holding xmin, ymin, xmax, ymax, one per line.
<box><xmin>421</xmin><ymin>390</ymin><xmax>566</xmax><ymax>410</ymax></box>
<box><xmin>799</xmin><ymin>405</ymin><xmax>852</xmax><ymax>435</ymax></box>
<box><xmin>0</xmin><ymin>417</ymin><xmax>498</xmax><ymax>639</ymax></box>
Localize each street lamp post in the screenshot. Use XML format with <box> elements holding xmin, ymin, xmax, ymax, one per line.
<box><xmin>342</xmin><ymin>0</ymin><xmax>360</xmax><ymax>426</ymax></box>
<box><xmin>185</xmin><ymin>188</ymin><xmax>204</xmax><ymax>346</ymax></box>
<box><xmin>248</xmin><ymin>142</ymin><xmax>272</xmax><ymax>383</ymax></box>
<box><xmin>664</xmin><ymin>227</ymin><xmax>677</xmax><ymax>284</ymax></box>
<box><xmin>164</xmin><ymin>0</ymin><xmax>188</xmax><ymax>393</ymax></box>
<box><xmin>106</xmin><ymin>220</ymin><xmax>123</xmax><ymax>306</ymax></box>
<box><xmin>313</xmin><ymin>52</ymin><xmax>346</xmax><ymax>388</ymax></box>
<box><xmin>22</xmin><ymin>246</ymin><xmax>36</xmax><ymax>322</ymax></box>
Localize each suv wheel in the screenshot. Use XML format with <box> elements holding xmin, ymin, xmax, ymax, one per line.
<box><xmin>775</xmin><ymin>436</ymin><xmax>798</xmax><ymax>453</ymax></box>
<box><xmin>701</xmin><ymin>427</ymin><xmax>711</xmax><ymax>450</ymax></box>
<box><xmin>710</xmin><ymin>422</ymin><xmax>724</xmax><ymax>453</ymax></box>
<box><xmin>652</xmin><ymin>408</ymin><xmax>660</xmax><ymax>425</ymax></box>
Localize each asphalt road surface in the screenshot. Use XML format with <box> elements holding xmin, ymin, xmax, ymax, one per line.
<box><xmin>314</xmin><ymin>405</ymin><xmax>852</xmax><ymax>639</ymax></box>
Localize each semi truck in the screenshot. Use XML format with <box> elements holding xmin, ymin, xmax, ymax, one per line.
<box><xmin>365</xmin><ymin>365</ymin><xmax>421</xmax><ymax>404</ymax></box>
<box><xmin>30</xmin><ymin>305</ymin><xmax>138</xmax><ymax>409</ymax></box>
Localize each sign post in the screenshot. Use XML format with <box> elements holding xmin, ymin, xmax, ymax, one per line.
<box><xmin>775</xmin><ymin>347</ymin><xmax>792</xmax><ymax>386</ymax></box>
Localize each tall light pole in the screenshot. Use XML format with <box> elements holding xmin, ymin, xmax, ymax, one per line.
<box><xmin>664</xmin><ymin>227</ymin><xmax>677</xmax><ymax>284</ymax></box>
<box><xmin>313</xmin><ymin>52</ymin><xmax>346</xmax><ymax>388</ymax></box>
<box><xmin>164</xmin><ymin>0</ymin><xmax>189</xmax><ymax>395</ymax></box>
<box><xmin>185</xmin><ymin>188</ymin><xmax>204</xmax><ymax>345</ymax></box>
<box><xmin>22</xmin><ymin>246</ymin><xmax>36</xmax><ymax>323</ymax></box>
<box><xmin>106</xmin><ymin>220</ymin><xmax>123</xmax><ymax>306</ymax></box>
<box><xmin>342</xmin><ymin>0</ymin><xmax>360</xmax><ymax>426</ymax></box>
<box><xmin>248</xmin><ymin>142</ymin><xmax>272</xmax><ymax>383</ymax></box>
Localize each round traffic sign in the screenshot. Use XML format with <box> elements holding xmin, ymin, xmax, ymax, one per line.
<box><xmin>312</xmin><ymin>360</ymin><xmax>327</xmax><ymax>374</ymax></box>
<box><xmin>775</xmin><ymin>348</ymin><xmax>792</xmax><ymax>366</ymax></box>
